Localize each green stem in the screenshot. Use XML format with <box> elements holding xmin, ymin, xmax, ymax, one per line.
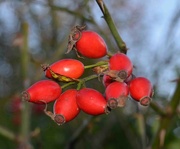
<box><xmin>84</xmin><ymin>61</ymin><xmax>108</xmax><ymax>69</ymax></box>
<box><xmin>107</xmin><ymin>51</ymin><xmax>113</xmax><ymax>57</ymax></box>
<box><xmin>0</xmin><ymin>125</ymin><xmax>16</xmax><ymax>141</ymax></box>
<box><xmin>77</xmin><ymin>81</ymin><xmax>84</xmax><ymax>90</ymax></box>
<box><xmin>20</xmin><ymin>22</ymin><xmax>31</xmax><ymax>147</ymax></box>
<box><xmin>135</xmin><ymin>114</ymin><xmax>146</xmax><ymax>149</ymax></box>
<box><xmin>152</xmin><ymin>81</ymin><xmax>180</xmax><ymax>149</ymax></box>
<box><xmin>96</xmin><ymin>0</ymin><xmax>128</xmax><ymax>54</ymax></box>
<box><xmin>169</xmin><ymin>83</ymin><xmax>180</xmax><ymax>111</ymax></box>
<box><xmin>61</xmin><ymin>74</ymin><xmax>99</xmax><ymax>91</ymax></box>
<box><xmin>77</xmin><ymin>74</ymin><xmax>99</xmax><ymax>90</ymax></box>
<box><xmin>61</xmin><ymin>82</ymin><xmax>76</xmax><ymax>89</ymax></box>
<box><xmin>150</xmin><ymin>101</ymin><xmax>167</xmax><ymax>116</ymax></box>
<box><xmin>83</xmin><ymin>74</ymin><xmax>98</xmax><ymax>82</ymax></box>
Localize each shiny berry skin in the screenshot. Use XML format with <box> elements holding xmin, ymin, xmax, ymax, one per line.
<box><xmin>53</xmin><ymin>89</ymin><xmax>80</xmax><ymax>125</ymax></box>
<box><xmin>105</xmin><ymin>82</ymin><xmax>129</xmax><ymax>108</ymax></box>
<box><xmin>76</xmin><ymin>88</ymin><xmax>110</xmax><ymax>116</ymax></box>
<box><xmin>109</xmin><ymin>53</ymin><xmax>133</xmax><ymax>80</ymax></box>
<box><xmin>102</xmin><ymin>75</ymin><xmax>114</xmax><ymax>87</ymax></box>
<box><xmin>75</xmin><ymin>31</ymin><xmax>107</xmax><ymax>59</ymax></box>
<box><xmin>45</xmin><ymin>59</ymin><xmax>84</xmax><ymax>79</ymax></box>
<box><xmin>129</xmin><ymin>77</ymin><xmax>153</xmax><ymax>106</ymax></box>
<box><xmin>21</xmin><ymin>80</ymin><xmax>62</xmax><ymax>104</ymax></box>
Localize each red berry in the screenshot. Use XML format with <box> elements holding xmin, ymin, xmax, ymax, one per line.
<box><xmin>109</xmin><ymin>53</ymin><xmax>133</xmax><ymax>80</ymax></box>
<box><xmin>21</xmin><ymin>80</ymin><xmax>62</xmax><ymax>104</ymax></box>
<box><xmin>53</xmin><ymin>89</ymin><xmax>80</xmax><ymax>125</ymax></box>
<box><xmin>76</xmin><ymin>88</ymin><xmax>110</xmax><ymax>115</ymax></box>
<box><xmin>105</xmin><ymin>82</ymin><xmax>129</xmax><ymax>108</ymax></box>
<box><xmin>44</xmin><ymin>59</ymin><xmax>84</xmax><ymax>79</ymax></box>
<box><xmin>75</xmin><ymin>31</ymin><xmax>107</xmax><ymax>58</ymax></box>
<box><xmin>102</xmin><ymin>75</ymin><xmax>114</xmax><ymax>87</ymax></box>
<box><xmin>129</xmin><ymin>77</ymin><xmax>153</xmax><ymax>106</ymax></box>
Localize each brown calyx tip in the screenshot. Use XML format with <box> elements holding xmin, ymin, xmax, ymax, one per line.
<box><xmin>117</xmin><ymin>70</ymin><xmax>128</xmax><ymax>80</ymax></box>
<box><xmin>41</xmin><ymin>64</ymin><xmax>49</xmax><ymax>71</ymax></box>
<box><xmin>66</xmin><ymin>25</ymin><xmax>86</xmax><ymax>54</ymax></box>
<box><xmin>107</xmin><ymin>98</ymin><xmax>118</xmax><ymax>109</ymax></box>
<box><xmin>75</xmin><ymin>24</ymin><xmax>86</xmax><ymax>32</ymax></box>
<box><xmin>140</xmin><ymin>96</ymin><xmax>152</xmax><ymax>106</ymax></box>
<box><xmin>54</xmin><ymin>114</ymin><xmax>66</xmax><ymax>125</ymax></box>
<box><xmin>21</xmin><ymin>91</ymin><xmax>30</xmax><ymax>102</ymax></box>
<box><xmin>72</xmin><ymin>30</ymin><xmax>81</xmax><ymax>41</ymax></box>
<box><xmin>105</xmin><ymin>105</ymin><xmax>111</xmax><ymax>115</ymax></box>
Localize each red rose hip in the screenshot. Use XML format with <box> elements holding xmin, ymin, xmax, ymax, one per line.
<box><xmin>76</xmin><ymin>88</ymin><xmax>110</xmax><ymax>115</ymax></box>
<box><xmin>43</xmin><ymin>59</ymin><xmax>84</xmax><ymax>80</ymax></box>
<box><xmin>105</xmin><ymin>81</ymin><xmax>129</xmax><ymax>109</ymax></box>
<box><xmin>53</xmin><ymin>89</ymin><xmax>80</xmax><ymax>125</ymax></box>
<box><xmin>21</xmin><ymin>80</ymin><xmax>62</xmax><ymax>104</ymax></box>
<box><xmin>109</xmin><ymin>53</ymin><xmax>133</xmax><ymax>80</ymax></box>
<box><xmin>75</xmin><ymin>30</ymin><xmax>107</xmax><ymax>59</ymax></box>
<box><xmin>129</xmin><ymin>77</ymin><xmax>153</xmax><ymax>106</ymax></box>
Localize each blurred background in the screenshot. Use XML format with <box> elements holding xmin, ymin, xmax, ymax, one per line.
<box><xmin>0</xmin><ymin>0</ymin><xmax>180</xmax><ymax>149</ymax></box>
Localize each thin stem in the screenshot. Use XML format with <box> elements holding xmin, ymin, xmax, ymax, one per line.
<box><xmin>0</xmin><ymin>125</ymin><xmax>16</xmax><ymax>141</ymax></box>
<box><xmin>96</xmin><ymin>0</ymin><xmax>128</xmax><ymax>54</ymax></box>
<box><xmin>152</xmin><ymin>81</ymin><xmax>180</xmax><ymax>149</ymax></box>
<box><xmin>84</xmin><ymin>61</ymin><xmax>108</xmax><ymax>69</ymax></box>
<box><xmin>77</xmin><ymin>74</ymin><xmax>99</xmax><ymax>90</ymax></box>
<box><xmin>61</xmin><ymin>82</ymin><xmax>76</xmax><ymax>89</ymax></box>
<box><xmin>20</xmin><ymin>22</ymin><xmax>31</xmax><ymax>148</ymax></box>
<box><xmin>135</xmin><ymin>114</ymin><xmax>146</xmax><ymax>149</ymax></box>
<box><xmin>169</xmin><ymin>82</ymin><xmax>180</xmax><ymax>112</ymax></box>
<box><xmin>83</xmin><ymin>74</ymin><xmax>99</xmax><ymax>82</ymax></box>
<box><xmin>60</xmin><ymin>74</ymin><xmax>99</xmax><ymax>90</ymax></box>
<box><xmin>150</xmin><ymin>101</ymin><xmax>167</xmax><ymax>116</ymax></box>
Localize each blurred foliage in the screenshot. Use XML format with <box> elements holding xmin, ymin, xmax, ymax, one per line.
<box><xmin>0</xmin><ymin>0</ymin><xmax>180</xmax><ymax>149</ymax></box>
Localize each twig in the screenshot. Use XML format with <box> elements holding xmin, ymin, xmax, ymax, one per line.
<box><xmin>152</xmin><ymin>80</ymin><xmax>180</xmax><ymax>149</ymax></box>
<box><xmin>96</xmin><ymin>0</ymin><xmax>128</xmax><ymax>54</ymax></box>
<box><xmin>0</xmin><ymin>125</ymin><xmax>16</xmax><ymax>141</ymax></box>
<box><xmin>35</xmin><ymin>1</ymin><xmax>94</xmax><ymax>24</ymax></box>
<box><xmin>135</xmin><ymin>114</ymin><xmax>146</xmax><ymax>149</ymax></box>
<box><xmin>150</xmin><ymin>101</ymin><xmax>167</xmax><ymax>116</ymax></box>
<box><xmin>20</xmin><ymin>22</ymin><xmax>32</xmax><ymax>148</ymax></box>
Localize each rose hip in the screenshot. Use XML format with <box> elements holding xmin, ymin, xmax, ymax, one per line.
<box><xmin>109</xmin><ymin>53</ymin><xmax>133</xmax><ymax>80</ymax></box>
<box><xmin>76</xmin><ymin>88</ymin><xmax>110</xmax><ymax>115</ymax></box>
<box><xmin>105</xmin><ymin>81</ymin><xmax>129</xmax><ymax>109</ymax></box>
<box><xmin>53</xmin><ymin>89</ymin><xmax>80</xmax><ymax>125</ymax></box>
<box><xmin>43</xmin><ymin>59</ymin><xmax>84</xmax><ymax>80</ymax></box>
<box><xmin>129</xmin><ymin>77</ymin><xmax>153</xmax><ymax>106</ymax></box>
<box><xmin>21</xmin><ymin>80</ymin><xmax>62</xmax><ymax>104</ymax></box>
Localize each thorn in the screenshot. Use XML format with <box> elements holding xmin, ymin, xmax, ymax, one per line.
<box><xmin>97</xmin><ymin>0</ymin><xmax>105</xmax><ymax>13</ymax></box>
<box><xmin>170</xmin><ymin>78</ymin><xmax>180</xmax><ymax>82</ymax></box>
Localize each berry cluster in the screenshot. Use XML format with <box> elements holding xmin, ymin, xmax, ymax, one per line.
<box><xmin>21</xmin><ymin>25</ymin><xmax>153</xmax><ymax>125</ymax></box>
